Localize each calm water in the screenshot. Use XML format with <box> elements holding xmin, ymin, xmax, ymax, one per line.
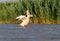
<box><xmin>0</xmin><ymin>24</ymin><xmax>60</xmax><ymax>41</ymax></box>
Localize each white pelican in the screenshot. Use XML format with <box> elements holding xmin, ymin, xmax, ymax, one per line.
<box><xmin>16</xmin><ymin>10</ymin><xmax>33</xmax><ymax>27</ymax></box>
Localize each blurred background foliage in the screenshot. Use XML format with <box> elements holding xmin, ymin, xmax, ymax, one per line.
<box><xmin>0</xmin><ymin>0</ymin><xmax>60</xmax><ymax>24</ymax></box>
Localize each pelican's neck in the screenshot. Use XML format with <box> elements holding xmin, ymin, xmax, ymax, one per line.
<box><xmin>27</xmin><ymin>10</ymin><xmax>31</xmax><ymax>18</ymax></box>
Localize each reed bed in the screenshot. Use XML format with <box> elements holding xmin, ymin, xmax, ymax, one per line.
<box><xmin>0</xmin><ymin>0</ymin><xmax>60</xmax><ymax>24</ymax></box>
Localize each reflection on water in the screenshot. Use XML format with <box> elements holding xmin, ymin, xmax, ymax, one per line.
<box><xmin>0</xmin><ymin>24</ymin><xmax>60</xmax><ymax>41</ymax></box>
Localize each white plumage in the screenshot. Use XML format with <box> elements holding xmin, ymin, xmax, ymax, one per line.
<box><xmin>16</xmin><ymin>15</ymin><xmax>26</xmax><ymax>20</ymax></box>
<box><xmin>16</xmin><ymin>10</ymin><xmax>33</xmax><ymax>27</ymax></box>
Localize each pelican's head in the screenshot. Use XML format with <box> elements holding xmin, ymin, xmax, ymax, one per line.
<box><xmin>16</xmin><ymin>15</ymin><xmax>26</xmax><ymax>20</ymax></box>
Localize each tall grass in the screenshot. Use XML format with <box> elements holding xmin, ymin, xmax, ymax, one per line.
<box><xmin>0</xmin><ymin>0</ymin><xmax>60</xmax><ymax>24</ymax></box>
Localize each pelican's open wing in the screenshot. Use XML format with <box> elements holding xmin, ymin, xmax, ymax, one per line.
<box><xmin>16</xmin><ymin>15</ymin><xmax>26</xmax><ymax>20</ymax></box>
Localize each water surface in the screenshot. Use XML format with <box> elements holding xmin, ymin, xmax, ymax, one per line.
<box><xmin>0</xmin><ymin>24</ymin><xmax>60</xmax><ymax>41</ymax></box>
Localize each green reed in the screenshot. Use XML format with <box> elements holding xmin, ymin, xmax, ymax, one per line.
<box><xmin>0</xmin><ymin>0</ymin><xmax>60</xmax><ymax>24</ymax></box>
